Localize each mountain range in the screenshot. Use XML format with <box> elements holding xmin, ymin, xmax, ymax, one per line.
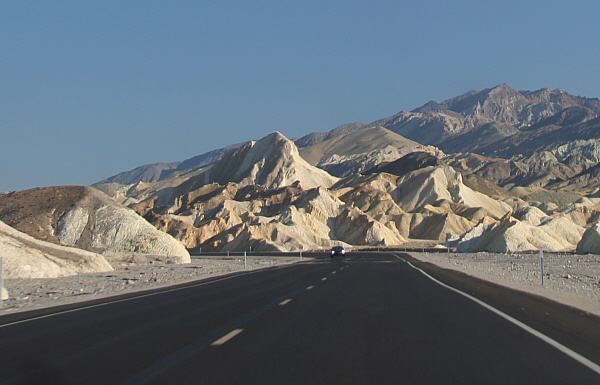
<box><xmin>4</xmin><ymin>84</ymin><xmax>600</xmax><ymax>277</ymax></box>
<box><xmin>98</xmin><ymin>84</ymin><xmax>600</xmax><ymax>192</ymax></box>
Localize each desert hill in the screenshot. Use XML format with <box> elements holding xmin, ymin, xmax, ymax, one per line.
<box><xmin>102</xmin><ymin>126</ymin><xmax>600</xmax><ymax>255</ymax></box>
<box><xmin>0</xmin><ymin>186</ymin><xmax>190</xmax><ymax>265</ymax></box>
<box><xmin>103</xmin><ymin>133</ymin><xmax>540</xmax><ymax>252</ymax></box>
<box><xmin>298</xmin><ymin>125</ymin><xmax>422</xmax><ymax>165</ymax></box>
<box><xmin>0</xmin><ymin>219</ymin><xmax>113</xmax><ymax>279</ymax></box>
<box><xmin>5</xmin><ymin>83</ymin><xmax>600</xmax><ymax>276</ymax></box>
<box><xmin>87</xmin><ymin>83</ymin><xmax>600</xmax><ymax>255</ymax></box>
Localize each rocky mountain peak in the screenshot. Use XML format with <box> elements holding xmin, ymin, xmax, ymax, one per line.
<box><xmin>205</xmin><ymin>131</ymin><xmax>338</xmax><ymax>190</ymax></box>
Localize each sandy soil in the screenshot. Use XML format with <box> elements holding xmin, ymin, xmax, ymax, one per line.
<box><xmin>1</xmin><ymin>252</ymin><xmax>599</xmax><ymax>317</ymax></box>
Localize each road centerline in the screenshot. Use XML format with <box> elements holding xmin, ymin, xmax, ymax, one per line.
<box><xmin>118</xmin><ymin>271</ymin><xmax>326</xmax><ymax>385</ymax></box>
<box><xmin>211</xmin><ymin>329</ymin><xmax>244</xmax><ymax>346</ymax></box>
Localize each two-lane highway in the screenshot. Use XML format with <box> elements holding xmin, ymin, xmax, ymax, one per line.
<box><xmin>1</xmin><ymin>253</ymin><xmax>599</xmax><ymax>384</ymax></box>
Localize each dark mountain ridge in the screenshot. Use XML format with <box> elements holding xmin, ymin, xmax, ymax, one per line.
<box><xmin>96</xmin><ymin>84</ymin><xmax>600</xmax><ymax>193</ymax></box>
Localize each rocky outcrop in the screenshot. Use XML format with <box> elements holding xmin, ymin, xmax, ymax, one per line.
<box><xmin>0</xmin><ymin>220</ymin><xmax>113</xmax><ymax>279</ymax></box>
<box><xmin>576</xmin><ymin>222</ymin><xmax>600</xmax><ymax>254</ymax></box>
<box><xmin>205</xmin><ymin>132</ymin><xmax>338</xmax><ymax>189</ymax></box>
<box><xmin>136</xmin><ymin>179</ymin><xmax>410</xmax><ymax>252</ymax></box>
<box><xmin>456</xmin><ymin>214</ymin><xmax>585</xmax><ymax>253</ymax></box>
<box><xmin>116</xmin><ymin>132</ymin><xmax>340</xmax><ymax>207</ymax></box>
<box><xmin>130</xmin><ymin>145</ymin><xmax>519</xmax><ymax>251</ymax></box>
<box><xmin>0</xmin><ymin>186</ymin><xmax>190</xmax><ymax>264</ymax></box>
<box><xmin>392</xmin><ymin>165</ymin><xmax>512</xmax><ymax>219</ymax></box>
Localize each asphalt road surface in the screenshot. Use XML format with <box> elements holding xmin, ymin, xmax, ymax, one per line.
<box><xmin>1</xmin><ymin>252</ymin><xmax>599</xmax><ymax>384</ymax></box>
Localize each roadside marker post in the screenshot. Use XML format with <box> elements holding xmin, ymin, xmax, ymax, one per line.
<box><xmin>244</xmin><ymin>251</ymin><xmax>247</xmax><ymax>270</ymax></box>
<box><xmin>0</xmin><ymin>257</ymin><xmax>4</xmax><ymax>309</ymax></box>
<box><xmin>540</xmin><ymin>249</ymin><xmax>544</xmax><ymax>285</ymax></box>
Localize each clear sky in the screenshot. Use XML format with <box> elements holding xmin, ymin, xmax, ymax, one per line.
<box><xmin>2</xmin><ymin>1</ymin><xmax>599</xmax><ymax>192</ymax></box>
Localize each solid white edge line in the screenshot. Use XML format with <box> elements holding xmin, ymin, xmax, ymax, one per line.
<box><xmin>393</xmin><ymin>254</ymin><xmax>600</xmax><ymax>375</ymax></box>
<box><xmin>0</xmin><ymin>265</ymin><xmax>289</xmax><ymax>329</ymax></box>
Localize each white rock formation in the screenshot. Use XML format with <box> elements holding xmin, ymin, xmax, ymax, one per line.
<box><xmin>512</xmin><ymin>206</ymin><xmax>550</xmax><ymax>226</ymax></box>
<box><xmin>0</xmin><ymin>220</ymin><xmax>113</xmax><ymax>279</ymax></box>
<box><xmin>56</xmin><ymin>189</ymin><xmax>190</xmax><ymax>263</ymax></box>
<box><xmin>457</xmin><ymin>214</ymin><xmax>585</xmax><ymax>253</ymax></box>
<box><xmin>0</xmin><ymin>186</ymin><xmax>190</xmax><ymax>265</ymax></box>
<box><xmin>576</xmin><ymin>222</ymin><xmax>600</xmax><ymax>254</ymax></box>
<box><xmin>393</xmin><ymin>165</ymin><xmax>512</xmax><ymax>219</ymax></box>
<box><xmin>206</xmin><ymin>132</ymin><xmax>339</xmax><ymax>190</ymax></box>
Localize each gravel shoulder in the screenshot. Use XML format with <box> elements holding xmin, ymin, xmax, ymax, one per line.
<box><xmin>407</xmin><ymin>251</ymin><xmax>600</xmax><ymax>317</ymax></box>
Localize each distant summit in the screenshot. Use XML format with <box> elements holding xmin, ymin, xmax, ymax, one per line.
<box><xmin>95</xmin><ymin>143</ymin><xmax>244</xmax><ymax>185</ymax></box>
<box><xmin>375</xmin><ymin>84</ymin><xmax>600</xmax><ymax>156</ymax></box>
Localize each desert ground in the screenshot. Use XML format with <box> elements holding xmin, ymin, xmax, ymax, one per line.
<box><xmin>408</xmin><ymin>251</ymin><xmax>600</xmax><ymax>317</ymax></box>
<box><xmin>1</xmin><ymin>251</ymin><xmax>599</xmax><ymax>317</ymax></box>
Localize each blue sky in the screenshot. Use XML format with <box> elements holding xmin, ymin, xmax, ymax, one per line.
<box><xmin>2</xmin><ymin>1</ymin><xmax>599</xmax><ymax>192</ymax></box>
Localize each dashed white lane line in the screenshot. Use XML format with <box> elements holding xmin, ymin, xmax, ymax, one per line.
<box><xmin>211</xmin><ymin>329</ymin><xmax>244</xmax><ymax>346</ymax></box>
<box><xmin>321</xmin><ymin>277</ymin><xmax>327</xmax><ymax>281</ymax></box>
<box><xmin>306</xmin><ymin>286</ymin><xmax>314</xmax><ymax>290</ymax></box>
<box><xmin>279</xmin><ymin>299</ymin><xmax>292</xmax><ymax>306</ymax></box>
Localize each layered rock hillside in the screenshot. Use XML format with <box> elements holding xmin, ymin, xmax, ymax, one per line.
<box><xmin>82</xmin><ymin>84</ymin><xmax>600</xmax><ymax>254</ymax></box>
<box><xmin>0</xmin><ymin>186</ymin><xmax>190</xmax><ymax>264</ymax></box>
<box><xmin>91</xmin><ymin>122</ymin><xmax>600</xmax><ymax>254</ymax></box>
<box><xmin>97</xmin><ymin>130</ymin><xmax>560</xmax><ymax>253</ymax></box>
